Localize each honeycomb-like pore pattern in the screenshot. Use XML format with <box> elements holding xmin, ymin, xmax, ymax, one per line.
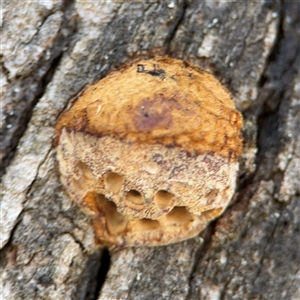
<box><xmin>55</xmin><ymin>57</ymin><xmax>243</xmax><ymax>247</ymax></box>
<box><xmin>56</xmin><ymin>131</ymin><xmax>239</xmax><ymax>247</ymax></box>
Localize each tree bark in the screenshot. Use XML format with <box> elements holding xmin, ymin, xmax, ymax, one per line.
<box><xmin>1</xmin><ymin>1</ymin><xmax>299</xmax><ymax>300</ymax></box>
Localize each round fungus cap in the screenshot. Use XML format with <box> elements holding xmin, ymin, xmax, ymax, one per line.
<box><xmin>55</xmin><ymin>57</ymin><xmax>243</xmax><ymax>248</ymax></box>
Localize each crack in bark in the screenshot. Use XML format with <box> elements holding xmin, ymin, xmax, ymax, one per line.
<box><xmin>185</xmin><ymin>222</ymin><xmax>216</xmax><ymax>300</ymax></box>
<box><xmin>0</xmin><ymin>146</ymin><xmax>53</xmax><ymax>252</ymax></box>
<box><xmin>0</xmin><ymin>0</ymin><xmax>77</xmax><ymax>178</ymax></box>
<box><xmin>165</xmin><ymin>0</ymin><xmax>188</xmax><ymax>55</ymax></box>
<box><xmin>90</xmin><ymin>248</ymin><xmax>110</xmax><ymax>300</ymax></box>
<box><xmin>250</xmin><ymin>210</ymin><xmax>280</xmax><ymax>292</ymax></box>
<box><xmin>25</xmin><ymin>147</ymin><xmax>53</xmax><ymax>199</ymax></box>
<box><xmin>219</xmin><ymin>258</ymin><xmax>241</xmax><ymax>300</ymax></box>
<box><xmin>0</xmin><ymin>59</ymin><xmax>11</xmax><ymax>83</ymax></box>
<box><xmin>22</xmin><ymin>11</ymin><xmax>57</xmax><ymax>47</ymax></box>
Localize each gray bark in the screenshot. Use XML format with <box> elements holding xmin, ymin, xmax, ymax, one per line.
<box><xmin>1</xmin><ymin>1</ymin><xmax>299</xmax><ymax>300</ymax></box>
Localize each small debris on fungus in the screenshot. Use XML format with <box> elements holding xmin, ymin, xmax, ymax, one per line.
<box><xmin>55</xmin><ymin>57</ymin><xmax>243</xmax><ymax>248</ymax></box>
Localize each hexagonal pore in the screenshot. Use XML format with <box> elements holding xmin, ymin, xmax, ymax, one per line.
<box><xmin>131</xmin><ymin>218</ymin><xmax>161</xmax><ymax>231</ymax></box>
<box><xmin>125</xmin><ymin>190</ymin><xmax>144</xmax><ymax>208</ymax></box>
<box><xmin>105</xmin><ymin>172</ymin><xmax>124</xmax><ymax>194</ymax></box>
<box><xmin>153</xmin><ymin>190</ymin><xmax>174</xmax><ymax>209</ymax></box>
<box><xmin>164</xmin><ymin>206</ymin><xmax>192</xmax><ymax>224</ymax></box>
<box><xmin>76</xmin><ymin>161</ymin><xmax>94</xmax><ymax>182</ymax></box>
<box><xmin>200</xmin><ymin>208</ymin><xmax>223</xmax><ymax>221</ymax></box>
<box><xmin>96</xmin><ymin>194</ymin><xmax>127</xmax><ymax>235</ymax></box>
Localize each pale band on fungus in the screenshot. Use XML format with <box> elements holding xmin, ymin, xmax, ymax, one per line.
<box><xmin>55</xmin><ymin>57</ymin><xmax>243</xmax><ymax>248</ymax></box>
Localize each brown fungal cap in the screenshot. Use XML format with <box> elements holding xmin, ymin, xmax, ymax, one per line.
<box><xmin>56</xmin><ymin>57</ymin><xmax>243</xmax><ymax>248</ymax></box>
<box><xmin>56</xmin><ymin>57</ymin><xmax>242</xmax><ymax>158</ymax></box>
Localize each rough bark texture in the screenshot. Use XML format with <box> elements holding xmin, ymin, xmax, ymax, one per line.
<box><xmin>1</xmin><ymin>1</ymin><xmax>299</xmax><ymax>300</ymax></box>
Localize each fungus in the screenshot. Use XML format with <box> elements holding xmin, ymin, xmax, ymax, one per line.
<box><xmin>55</xmin><ymin>57</ymin><xmax>243</xmax><ymax>247</ymax></box>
